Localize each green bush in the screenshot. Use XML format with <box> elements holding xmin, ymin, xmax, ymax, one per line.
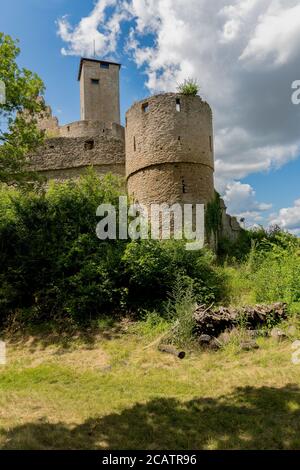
<box><xmin>247</xmin><ymin>237</ymin><xmax>300</xmax><ymax>304</ymax></box>
<box><xmin>165</xmin><ymin>278</ymin><xmax>197</xmax><ymax>347</ymax></box>
<box><xmin>0</xmin><ymin>171</ymin><xmax>227</xmax><ymax>325</ymax></box>
<box><xmin>224</xmin><ymin>231</ymin><xmax>300</xmax><ymax>306</ymax></box>
<box><xmin>0</xmin><ymin>171</ymin><xmax>127</xmax><ymax>323</ymax></box>
<box><xmin>122</xmin><ymin>239</ymin><xmax>227</xmax><ymax>311</ymax></box>
<box><xmin>218</xmin><ymin>225</ymin><xmax>296</xmax><ymax>262</ymax></box>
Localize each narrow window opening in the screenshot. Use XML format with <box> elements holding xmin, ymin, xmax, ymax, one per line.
<box><xmin>142</xmin><ymin>102</ymin><xmax>149</xmax><ymax>113</ymax></box>
<box><xmin>209</xmin><ymin>136</ymin><xmax>213</xmax><ymax>152</ymax></box>
<box><xmin>181</xmin><ymin>178</ymin><xmax>186</xmax><ymax>194</ymax></box>
<box><xmin>100</xmin><ymin>62</ymin><xmax>109</xmax><ymax>69</ymax></box>
<box><xmin>176</xmin><ymin>98</ymin><xmax>181</xmax><ymax>112</ymax></box>
<box><xmin>91</xmin><ymin>78</ymin><xmax>99</xmax><ymax>85</ymax></box>
<box><xmin>178</xmin><ymin>136</ymin><xmax>181</xmax><ymax>141</ymax></box>
<box><xmin>133</xmin><ymin>136</ymin><xmax>136</xmax><ymax>152</ymax></box>
<box><xmin>84</xmin><ymin>140</ymin><xmax>94</xmax><ymax>150</ymax></box>
<box><xmin>67</xmin><ymin>126</ymin><xmax>70</xmax><ymax>132</ymax></box>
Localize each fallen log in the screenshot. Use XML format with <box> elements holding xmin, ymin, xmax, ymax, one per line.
<box><xmin>158</xmin><ymin>344</ymin><xmax>186</xmax><ymax>359</ymax></box>
<box><xmin>193</xmin><ymin>302</ymin><xmax>287</xmax><ymax>337</ymax></box>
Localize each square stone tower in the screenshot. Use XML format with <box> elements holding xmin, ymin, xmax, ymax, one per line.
<box><xmin>78</xmin><ymin>58</ymin><xmax>121</xmax><ymax>125</ymax></box>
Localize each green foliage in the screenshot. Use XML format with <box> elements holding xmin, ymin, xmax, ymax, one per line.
<box><xmin>177</xmin><ymin>78</ymin><xmax>199</xmax><ymax>96</ymax></box>
<box><xmin>246</xmin><ymin>236</ymin><xmax>300</xmax><ymax>304</ymax></box>
<box><xmin>225</xmin><ymin>230</ymin><xmax>300</xmax><ymax>306</ymax></box>
<box><xmin>0</xmin><ymin>172</ymin><xmax>126</xmax><ymax>323</ymax></box>
<box><xmin>218</xmin><ymin>225</ymin><xmax>295</xmax><ymax>262</ymax></box>
<box><xmin>205</xmin><ymin>191</ymin><xmax>222</xmax><ymax>237</ymax></box>
<box><xmin>122</xmin><ymin>239</ymin><xmax>227</xmax><ymax>311</ymax></box>
<box><xmin>0</xmin><ymin>33</ymin><xmax>45</xmax><ymax>185</ymax></box>
<box><xmin>0</xmin><ymin>171</ymin><xmax>226</xmax><ymax>325</ymax></box>
<box><xmin>132</xmin><ymin>311</ymin><xmax>170</xmax><ymax>339</ymax></box>
<box><xmin>165</xmin><ymin>278</ymin><xmax>197</xmax><ymax>347</ymax></box>
<box><xmin>1</xmin><ymin>169</ymin><xmax>297</xmax><ymax>328</ymax></box>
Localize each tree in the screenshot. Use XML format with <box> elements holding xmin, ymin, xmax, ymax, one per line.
<box><xmin>0</xmin><ymin>33</ymin><xmax>45</xmax><ymax>185</ymax></box>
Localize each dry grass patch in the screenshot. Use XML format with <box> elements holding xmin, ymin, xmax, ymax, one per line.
<box><xmin>1</xmin><ymin>323</ymin><xmax>300</xmax><ymax>450</ymax></box>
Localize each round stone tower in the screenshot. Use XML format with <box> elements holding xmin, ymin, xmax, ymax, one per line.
<box><xmin>125</xmin><ymin>93</ymin><xmax>215</xmax><ymax>208</ymax></box>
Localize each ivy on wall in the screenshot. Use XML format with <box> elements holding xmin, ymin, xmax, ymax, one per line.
<box><xmin>205</xmin><ymin>191</ymin><xmax>222</xmax><ymax>238</ymax></box>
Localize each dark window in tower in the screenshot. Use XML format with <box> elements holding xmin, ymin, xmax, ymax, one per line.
<box><xmin>182</xmin><ymin>178</ymin><xmax>186</xmax><ymax>193</ymax></box>
<box><xmin>91</xmin><ymin>79</ymin><xmax>99</xmax><ymax>85</ymax></box>
<box><xmin>100</xmin><ymin>62</ymin><xmax>109</xmax><ymax>69</ymax></box>
<box><xmin>84</xmin><ymin>140</ymin><xmax>94</xmax><ymax>150</ymax></box>
<box><xmin>134</xmin><ymin>136</ymin><xmax>136</xmax><ymax>152</ymax></box>
<box><xmin>142</xmin><ymin>102</ymin><xmax>149</xmax><ymax>113</ymax></box>
<box><xmin>209</xmin><ymin>136</ymin><xmax>213</xmax><ymax>152</ymax></box>
<box><xmin>176</xmin><ymin>98</ymin><xmax>181</xmax><ymax>112</ymax></box>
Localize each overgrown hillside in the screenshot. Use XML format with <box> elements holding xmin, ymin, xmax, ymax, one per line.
<box><xmin>1</xmin><ymin>172</ymin><xmax>300</xmax><ymax>450</ymax></box>
<box><xmin>0</xmin><ymin>171</ymin><xmax>300</xmax><ymax>334</ymax></box>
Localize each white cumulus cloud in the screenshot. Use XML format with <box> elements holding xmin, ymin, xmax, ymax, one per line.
<box><xmin>57</xmin><ymin>0</ymin><xmax>300</xmax><ymax>229</ymax></box>
<box><xmin>223</xmin><ymin>181</ymin><xmax>272</xmax><ymax>225</ymax></box>
<box><xmin>239</xmin><ymin>1</ymin><xmax>300</xmax><ymax>68</ymax></box>
<box><xmin>270</xmin><ymin>199</ymin><xmax>300</xmax><ymax>234</ymax></box>
<box><xmin>57</xmin><ymin>0</ymin><xmax>130</xmax><ymax>57</ymax></box>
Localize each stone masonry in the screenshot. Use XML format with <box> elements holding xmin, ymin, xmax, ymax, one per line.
<box><xmin>29</xmin><ymin>102</ymin><xmax>125</xmax><ymax>180</ymax></box>
<box><xmin>79</xmin><ymin>58</ymin><xmax>121</xmax><ymax>125</ymax></box>
<box><xmin>126</xmin><ymin>93</ymin><xmax>214</xmax><ymax>207</ymax></box>
<box><xmin>28</xmin><ymin>58</ymin><xmax>241</xmax><ymax>242</ymax></box>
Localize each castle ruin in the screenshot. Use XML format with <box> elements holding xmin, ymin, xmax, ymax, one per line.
<box><xmin>29</xmin><ymin>58</ymin><xmax>241</xmax><ymax>242</ymax></box>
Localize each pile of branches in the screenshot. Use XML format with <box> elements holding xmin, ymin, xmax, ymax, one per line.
<box><xmin>193</xmin><ymin>302</ymin><xmax>287</xmax><ymax>337</ymax></box>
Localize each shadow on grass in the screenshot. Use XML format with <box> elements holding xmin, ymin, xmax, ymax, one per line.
<box><xmin>3</xmin><ymin>316</ymin><xmax>130</xmax><ymax>351</ymax></box>
<box><xmin>2</xmin><ymin>385</ymin><xmax>300</xmax><ymax>450</ymax></box>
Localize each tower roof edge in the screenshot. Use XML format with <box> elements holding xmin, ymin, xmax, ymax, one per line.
<box><xmin>77</xmin><ymin>57</ymin><xmax>121</xmax><ymax>81</ymax></box>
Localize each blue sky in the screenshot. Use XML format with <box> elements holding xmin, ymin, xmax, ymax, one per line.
<box><xmin>0</xmin><ymin>0</ymin><xmax>147</xmax><ymax>124</ymax></box>
<box><xmin>1</xmin><ymin>0</ymin><xmax>300</xmax><ymax>232</ymax></box>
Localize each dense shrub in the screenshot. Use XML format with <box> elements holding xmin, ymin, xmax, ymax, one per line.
<box><xmin>0</xmin><ymin>171</ymin><xmax>226</xmax><ymax>324</ymax></box>
<box><xmin>122</xmin><ymin>239</ymin><xmax>227</xmax><ymax>310</ymax></box>
<box><xmin>218</xmin><ymin>225</ymin><xmax>296</xmax><ymax>261</ymax></box>
<box><xmin>225</xmin><ymin>231</ymin><xmax>300</xmax><ymax>306</ymax></box>
<box><xmin>247</xmin><ymin>235</ymin><xmax>300</xmax><ymax>304</ymax></box>
<box><xmin>0</xmin><ymin>171</ymin><xmax>126</xmax><ymax>322</ymax></box>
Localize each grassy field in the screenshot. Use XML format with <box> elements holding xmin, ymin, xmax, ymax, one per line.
<box><xmin>1</xmin><ymin>319</ymin><xmax>300</xmax><ymax>450</ymax></box>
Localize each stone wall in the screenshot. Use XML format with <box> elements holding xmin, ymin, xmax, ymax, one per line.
<box><xmin>220</xmin><ymin>199</ymin><xmax>242</xmax><ymax>242</ymax></box>
<box><xmin>37</xmin><ymin>105</ymin><xmax>59</xmax><ymax>135</ymax></box>
<box><xmin>27</xmin><ymin>89</ymin><xmax>241</xmax><ymax>245</ymax></box>
<box><xmin>127</xmin><ymin>162</ymin><xmax>214</xmax><ymax>206</ymax></box>
<box><xmin>29</xmin><ymin>134</ymin><xmax>125</xmax><ymax>181</ymax></box>
<box><xmin>25</xmin><ymin>99</ymin><xmax>60</xmax><ymax>137</ymax></box>
<box><xmin>32</xmin><ymin>164</ymin><xmax>124</xmax><ymax>181</ymax></box>
<box><xmin>125</xmin><ymin>93</ymin><xmax>215</xmax><ymax>207</ymax></box>
<box><xmin>59</xmin><ymin>121</ymin><xmax>124</xmax><ymax>140</ymax></box>
<box><xmin>79</xmin><ymin>59</ymin><xmax>120</xmax><ymax>126</ymax></box>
